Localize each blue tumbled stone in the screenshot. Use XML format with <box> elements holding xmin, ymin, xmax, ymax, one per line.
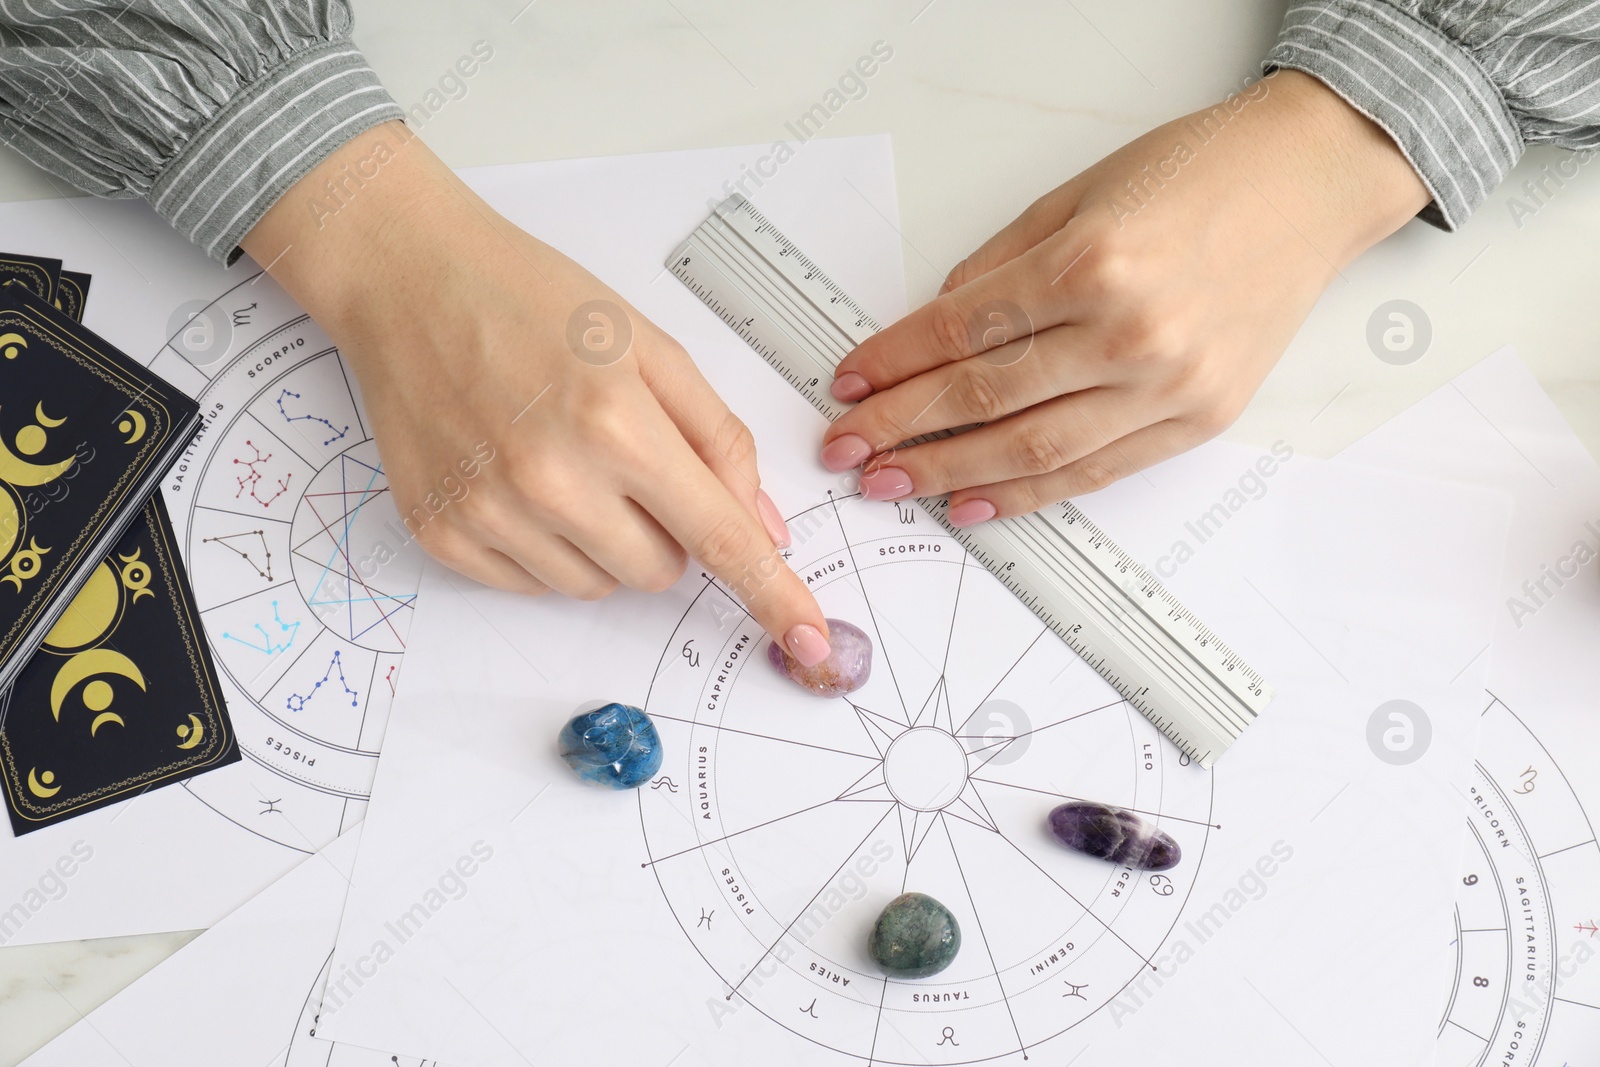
<box><xmin>558</xmin><ymin>703</ymin><xmax>663</xmax><ymax>789</ymax></box>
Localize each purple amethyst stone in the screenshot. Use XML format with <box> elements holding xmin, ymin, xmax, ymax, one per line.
<box><xmin>766</xmin><ymin>618</ymin><xmax>872</xmax><ymax>697</ymax></box>
<box><xmin>1047</xmin><ymin>801</ymin><xmax>1181</xmax><ymax>871</ymax></box>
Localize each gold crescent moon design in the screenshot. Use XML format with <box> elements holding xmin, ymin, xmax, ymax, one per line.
<box><xmin>43</xmin><ymin>562</ymin><xmax>120</xmax><ymax>650</ymax></box>
<box><xmin>33</xmin><ymin>403</ymin><xmax>65</xmax><ymax>428</ymax></box>
<box><xmin>117</xmin><ymin>409</ymin><xmax>147</xmax><ymax>445</ymax></box>
<box><xmin>51</xmin><ymin>649</ymin><xmax>146</xmax><ymax>721</ymax></box>
<box><xmin>0</xmin><ymin>434</ymin><xmax>73</xmax><ymax>486</ymax></box>
<box><xmin>0</xmin><ymin>333</ymin><xmax>26</xmax><ymax>360</ymax></box>
<box><xmin>89</xmin><ymin>711</ymin><xmax>125</xmax><ymax>736</ymax></box>
<box><xmin>0</xmin><ymin>488</ymin><xmax>18</xmax><ymax>562</ymax></box>
<box><xmin>2</xmin><ymin>538</ymin><xmax>48</xmax><ymax>591</ymax></box>
<box><xmin>176</xmin><ymin>715</ymin><xmax>205</xmax><ymax>750</ymax></box>
<box><xmin>27</xmin><ymin>768</ymin><xmax>59</xmax><ymax>798</ymax></box>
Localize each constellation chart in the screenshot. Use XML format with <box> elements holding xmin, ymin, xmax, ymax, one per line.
<box><xmin>277</xmin><ymin>387</ymin><xmax>350</xmax><ymax>448</ymax></box>
<box><xmin>1437</xmin><ymin>696</ymin><xmax>1600</xmax><ymax>1065</ymax></box>
<box><xmin>286</xmin><ymin>650</ymin><xmax>360</xmax><ymax>714</ymax></box>
<box><xmin>637</xmin><ymin>491</ymin><xmax>1214</xmax><ymax>1065</ymax></box>
<box><xmin>202</xmin><ymin>528</ymin><xmax>274</xmax><ymax>581</ymax></box>
<box><xmin>153</xmin><ymin>278</ymin><xmax>422</xmax><ymax>854</ymax></box>
<box><xmin>235</xmin><ymin>440</ymin><xmax>293</xmax><ymax>508</ymax></box>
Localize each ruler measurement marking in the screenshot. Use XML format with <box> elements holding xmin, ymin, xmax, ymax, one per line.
<box><xmin>670</xmin><ymin>196</ymin><xmax>1271</xmax><ymax>766</ymax></box>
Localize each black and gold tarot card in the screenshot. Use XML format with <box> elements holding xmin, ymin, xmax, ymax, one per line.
<box><xmin>0</xmin><ymin>253</ymin><xmax>61</xmax><ymax>303</ymax></box>
<box><xmin>0</xmin><ymin>491</ymin><xmax>238</xmax><ymax>833</ymax></box>
<box><xmin>0</xmin><ymin>265</ymin><xmax>235</xmax><ymax>832</ymax></box>
<box><xmin>54</xmin><ymin>271</ymin><xmax>91</xmax><ymax>323</ymax></box>
<box><xmin>0</xmin><ymin>281</ymin><xmax>201</xmax><ymax>696</ymax></box>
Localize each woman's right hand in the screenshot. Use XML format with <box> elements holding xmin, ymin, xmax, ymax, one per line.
<box><xmin>242</xmin><ymin>122</ymin><xmax>833</xmax><ymax>665</ymax></box>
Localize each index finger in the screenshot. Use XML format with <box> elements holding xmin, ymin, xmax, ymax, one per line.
<box><xmin>630</xmin><ymin>424</ymin><xmax>832</xmax><ymax>667</ymax></box>
<box><xmin>831</xmin><ymin>229</ymin><xmax>1087</xmax><ymax>400</ymax></box>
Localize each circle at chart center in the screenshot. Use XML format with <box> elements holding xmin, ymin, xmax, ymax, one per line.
<box><xmin>883</xmin><ymin>727</ymin><xmax>970</xmax><ymax>812</ymax></box>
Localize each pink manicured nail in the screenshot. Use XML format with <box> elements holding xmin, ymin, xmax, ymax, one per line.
<box><xmin>784</xmin><ymin>624</ymin><xmax>832</xmax><ymax>667</ymax></box>
<box><xmin>756</xmin><ymin>488</ymin><xmax>790</xmax><ymax>548</ymax></box>
<box><xmin>831</xmin><ymin>372</ymin><xmax>872</xmax><ymax>402</ymax></box>
<box><xmin>860</xmin><ymin>466</ymin><xmax>914</xmax><ymax>501</ymax></box>
<box><xmin>947</xmin><ymin>498</ymin><xmax>997</xmax><ymax>527</ymax></box>
<box><xmin>821</xmin><ymin>434</ymin><xmax>873</xmax><ymax>472</ymax></box>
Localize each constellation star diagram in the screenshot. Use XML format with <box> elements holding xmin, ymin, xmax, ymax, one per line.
<box><xmin>286</xmin><ymin>649</ymin><xmax>360</xmax><ymax>712</ymax></box>
<box><xmin>233</xmin><ymin>440</ymin><xmax>292</xmax><ymax>508</ymax></box>
<box><xmin>202</xmin><ymin>528</ymin><xmax>273</xmax><ymax>581</ymax></box>
<box><xmin>221</xmin><ymin>600</ymin><xmax>300</xmax><ymax>654</ymax></box>
<box><xmin>276</xmin><ymin>387</ymin><xmax>349</xmax><ymax>447</ymax></box>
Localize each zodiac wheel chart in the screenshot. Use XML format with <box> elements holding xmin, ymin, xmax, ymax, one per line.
<box><xmin>1438</xmin><ymin>695</ymin><xmax>1600</xmax><ymax>1065</ymax></box>
<box><xmin>637</xmin><ymin>491</ymin><xmax>1217</xmax><ymax>1065</ymax></box>
<box><xmin>151</xmin><ymin>275</ymin><xmax>424</xmax><ymax>852</ymax></box>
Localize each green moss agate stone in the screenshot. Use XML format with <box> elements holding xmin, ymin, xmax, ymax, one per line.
<box><xmin>868</xmin><ymin>892</ymin><xmax>960</xmax><ymax>978</ymax></box>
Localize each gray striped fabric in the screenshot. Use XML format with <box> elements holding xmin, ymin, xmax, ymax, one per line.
<box><xmin>1267</xmin><ymin>0</ymin><xmax>1600</xmax><ymax>230</ymax></box>
<box><xmin>0</xmin><ymin>1</ymin><xmax>401</xmax><ymax>263</ymax></box>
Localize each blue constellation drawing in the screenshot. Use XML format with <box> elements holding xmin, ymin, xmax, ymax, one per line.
<box><xmin>286</xmin><ymin>649</ymin><xmax>359</xmax><ymax>713</ymax></box>
<box><xmin>276</xmin><ymin>388</ymin><xmax>349</xmax><ymax>447</ymax></box>
<box><xmin>221</xmin><ymin>600</ymin><xmax>301</xmax><ymax>655</ymax></box>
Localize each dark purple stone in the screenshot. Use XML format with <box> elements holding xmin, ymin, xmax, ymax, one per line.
<box><xmin>1047</xmin><ymin>801</ymin><xmax>1181</xmax><ymax>871</ymax></box>
<box><xmin>766</xmin><ymin>618</ymin><xmax>872</xmax><ymax>697</ymax></box>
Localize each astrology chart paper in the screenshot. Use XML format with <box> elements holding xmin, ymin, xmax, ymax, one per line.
<box><xmin>1339</xmin><ymin>348</ymin><xmax>1600</xmax><ymax>1065</ymax></box>
<box><xmin>0</xmin><ymin>134</ymin><xmax>903</xmax><ymax>945</ymax></box>
<box><xmin>315</xmin><ymin>181</ymin><xmax>1508</xmax><ymax>1066</ymax></box>
<box><xmin>18</xmin><ymin>828</ymin><xmax>437</xmax><ymax>1067</ymax></box>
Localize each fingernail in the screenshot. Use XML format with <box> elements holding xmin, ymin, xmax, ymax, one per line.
<box><xmin>947</xmin><ymin>498</ymin><xmax>997</xmax><ymax>527</ymax></box>
<box><xmin>860</xmin><ymin>466</ymin><xmax>914</xmax><ymax>501</ymax></box>
<box><xmin>756</xmin><ymin>488</ymin><xmax>790</xmax><ymax>548</ymax></box>
<box><xmin>831</xmin><ymin>372</ymin><xmax>872</xmax><ymax>402</ymax></box>
<box><xmin>821</xmin><ymin>433</ymin><xmax>872</xmax><ymax>472</ymax></box>
<box><xmin>784</xmin><ymin>624</ymin><xmax>832</xmax><ymax>667</ymax></box>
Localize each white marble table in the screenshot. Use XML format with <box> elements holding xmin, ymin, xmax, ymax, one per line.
<box><xmin>1</xmin><ymin>1</ymin><xmax>1596</xmax><ymax>1062</ymax></box>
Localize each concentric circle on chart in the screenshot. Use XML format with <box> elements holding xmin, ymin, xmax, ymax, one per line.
<box><xmin>151</xmin><ymin>275</ymin><xmax>422</xmax><ymax>851</ymax></box>
<box><xmin>638</xmin><ymin>493</ymin><xmax>1215</xmax><ymax>1064</ymax></box>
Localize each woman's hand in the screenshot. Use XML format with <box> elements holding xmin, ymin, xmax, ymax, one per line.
<box><xmin>243</xmin><ymin>122</ymin><xmax>832</xmax><ymax>664</ymax></box>
<box><xmin>821</xmin><ymin>70</ymin><xmax>1430</xmax><ymax>525</ymax></box>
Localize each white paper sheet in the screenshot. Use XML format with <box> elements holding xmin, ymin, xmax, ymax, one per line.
<box><xmin>17</xmin><ymin>828</ymin><xmax>437</xmax><ymax>1067</ymax></box>
<box><xmin>0</xmin><ymin>135</ymin><xmax>904</xmax><ymax>944</ymax></box>
<box><xmin>314</xmin><ymin>163</ymin><xmax>1510</xmax><ymax>1062</ymax></box>
<box><xmin>1339</xmin><ymin>348</ymin><xmax>1600</xmax><ymax>1065</ymax></box>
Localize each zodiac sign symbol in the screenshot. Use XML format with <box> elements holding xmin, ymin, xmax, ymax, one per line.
<box><xmin>233</xmin><ymin>440</ymin><xmax>291</xmax><ymax>507</ymax></box>
<box><xmin>937</xmin><ymin>1027</ymin><xmax>959</xmax><ymax>1046</ymax></box>
<box><xmin>681</xmin><ymin>639</ymin><xmax>700</xmax><ymax>668</ymax></box>
<box><xmin>222</xmin><ymin>600</ymin><xmax>301</xmax><ymax>655</ymax></box>
<box><xmin>650</xmin><ymin>776</ymin><xmax>679</xmax><ymax>792</ymax></box>
<box><xmin>1062</xmin><ymin>980</ymin><xmax>1089</xmax><ymax>1000</ymax></box>
<box><xmin>894</xmin><ymin>502</ymin><xmax>916</xmax><ymax>524</ymax></box>
<box><xmin>259</xmin><ymin>798</ymin><xmax>282</xmax><ymax>815</ymax></box>
<box><xmin>276</xmin><ymin>388</ymin><xmax>349</xmax><ymax>447</ymax></box>
<box><xmin>799</xmin><ymin>999</ymin><xmax>818</xmax><ymax>1018</ymax></box>
<box><xmin>1576</xmin><ymin>920</ymin><xmax>1599</xmax><ymax>937</ymax></box>
<box><xmin>232</xmin><ymin>303</ymin><xmax>256</xmax><ymax>327</ymax></box>
<box><xmin>1516</xmin><ymin>765</ymin><xmax>1538</xmax><ymax>794</ymax></box>
<box><xmin>203</xmin><ymin>529</ymin><xmax>274</xmax><ymax>581</ymax></box>
<box><xmin>697</xmin><ymin>908</ymin><xmax>713</xmax><ymax>929</ymax></box>
<box><xmin>286</xmin><ymin>650</ymin><xmax>359</xmax><ymax>712</ymax></box>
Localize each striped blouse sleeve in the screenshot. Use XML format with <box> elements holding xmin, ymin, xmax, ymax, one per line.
<box><xmin>0</xmin><ymin>1</ymin><xmax>403</xmax><ymax>264</ymax></box>
<box><xmin>1265</xmin><ymin>0</ymin><xmax>1600</xmax><ymax>230</ymax></box>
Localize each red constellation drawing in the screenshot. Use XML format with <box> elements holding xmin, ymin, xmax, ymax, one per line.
<box><xmin>234</xmin><ymin>440</ymin><xmax>292</xmax><ymax>508</ymax></box>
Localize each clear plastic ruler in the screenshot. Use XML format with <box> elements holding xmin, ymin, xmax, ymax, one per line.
<box><xmin>668</xmin><ymin>195</ymin><xmax>1272</xmax><ymax>766</ymax></box>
